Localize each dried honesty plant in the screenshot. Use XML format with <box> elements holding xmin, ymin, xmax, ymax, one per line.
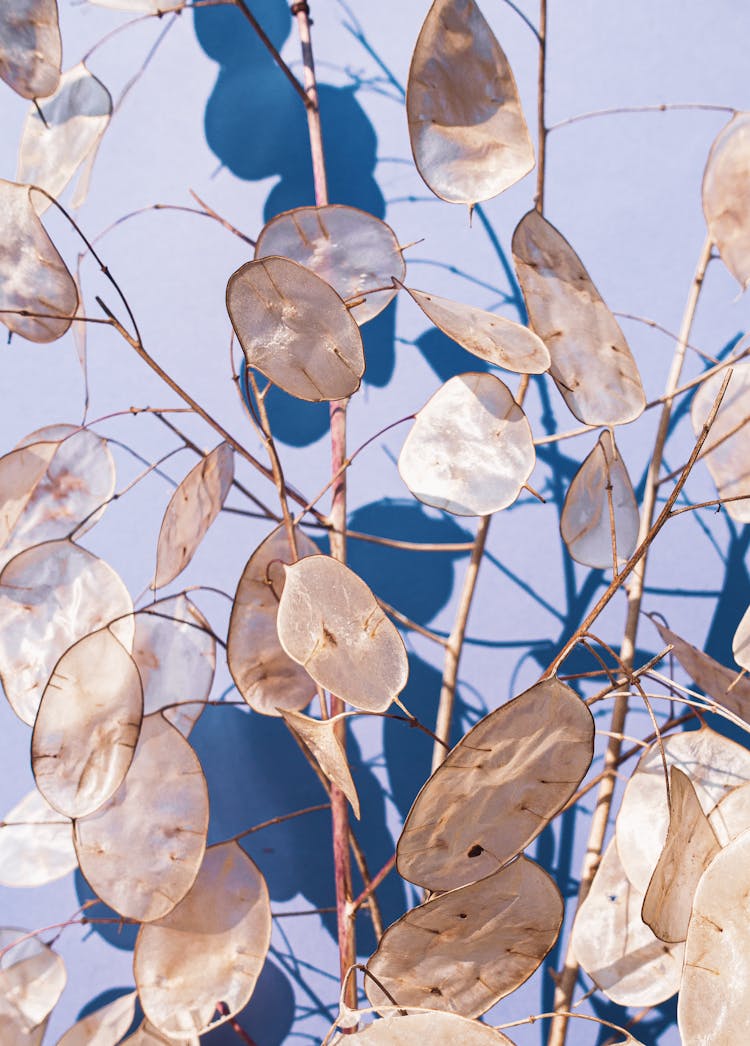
<box><xmin>0</xmin><ymin>1</ymin><xmax>748</xmax><ymax>1045</ymax></box>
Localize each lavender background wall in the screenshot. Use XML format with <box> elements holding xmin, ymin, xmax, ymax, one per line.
<box><xmin>0</xmin><ymin>1</ymin><xmax>749</xmax><ymax>1043</ymax></box>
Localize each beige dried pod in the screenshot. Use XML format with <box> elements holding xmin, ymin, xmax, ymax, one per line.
<box><xmin>74</xmin><ymin>713</ymin><xmax>209</xmax><ymax>922</ymax></box>
<box><xmin>153</xmin><ymin>442</ymin><xmax>233</xmax><ymax>589</ymax></box>
<box><xmin>56</xmin><ymin>990</ymin><xmax>137</xmax><ymax>1046</ymax></box>
<box><xmin>228</xmin><ymin>525</ymin><xmax>318</xmax><ymax>716</ymax></box>
<box><xmin>641</xmin><ymin>767</ymin><xmax>720</xmax><ymax>943</ymax></box>
<box><xmin>120</xmin><ymin>1021</ymin><xmax>198</xmax><ymax>1046</ymax></box>
<box><xmin>0</xmin><ymin>180</ymin><xmax>78</xmax><ymax>343</ymax></box>
<box><xmin>0</xmin><ymin>788</ymin><xmax>76</xmax><ymax>888</ymax></box>
<box><xmin>337</xmin><ymin>1013</ymin><xmax>516</xmax><ymax>1045</ymax></box>
<box><xmin>733</xmin><ymin>602</ymin><xmax>750</xmax><ymax>672</ymax></box>
<box><xmin>132</xmin><ymin>594</ymin><xmax>215</xmax><ymax>736</ymax></box>
<box><xmin>0</xmin><ymin>439</ymin><xmax>58</xmax><ymax>551</ymax></box>
<box><xmin>366</xmin><ymin>858</ymin><xmax>562</xmax><ymax>1018</ymax></box>
<box><xmin>512</xmin><ymin>210</ymin><xmax>645</xmax><ymax>426</ymax></box>
<box><xmin>255</xmin><ymin>205</ymin><xmax>404</xmax><ymax>324</ymax></box>
<box><xmin>654</xmin><ymin>620</ymin><xmax>750</xmax><ymax>725</ymax></box>
<box><xmin>398</xmin><ymin>372</ymin><xmax>535</xmax><ymax>516</ymax></box>
<box><xmin>402</xmin><ymin>285</ymin><xmax>550</xmax><ymax>374</ymax></box>
<box><xmin>679</xmin><ymin>828</ymin><xmax>750</xmax><ymax>1044</ymax></box>
<box><xmin>560</xmin><ymin>430</ymin><xmax>639</xmax><ymax>569</ymax></box>
<box><xmin>710</xmin><ymin>780</ymin><xmax>750</xmax><ymax>845</ymax></box>
<box><xmin>0</xmin><ymin>0</ymin><xmax>61</xmax><ymax>99</ymax></box>
<box><xmin>227</xmin><ymin>256</ymin><xmax>365</xmax><ymax>401</ymax></box>
<box><xmin>0</xmin><ymin>539</ymin><xmax>133</xmax><ymax>725</ymax></box>
<box><xmin>691</xmin><ymin>363</ymin><xmax>750</xmax><ymax>523</ymax></box>
<box><xmin>276</xmin><ymin>555</ymin><xmax>408</xmax><ymax>712</ymax></box>
<box><xmin>17</xmin><ymin>63</ymin><xmax>111</xmax><ymax>212</ymax></box>
<box><xmin>615</xmin><ymin>726</ymin><xmax>750</xmax><ymax>894</ymax></box>
<box><xmin>134</xmin><ymin>841</ymin><xmax>271</xmax><ymax>1039</ymax></box>
<box><xmin>571</xmin><ymin>839</ymin><xmax>683</xmax><ymax>1007</ymax></box>
<box><xmin>31</xmin><ymin>627</ymin><xmax>143</xmax><ymax>819</ymax></box>
<box><xmin>407</xmin><ymin>0</ymin><xmax>534</xmax><ymax>206</ymax></box>
<box><xmin>281</xmin><ymin>710</ymin><xmax>360</xmax><ymax>818</ymax></box>
<box><xmin>702</xmin><ymin>112</ymin><xmax>750</xmax><ymax>290</ymax></box>
<box><xmin>0</xmin><ymin>425</ymin><xmax>116</xmax><ymax>573</ymax></box>
<box><xmin>0</xmin><ymin>928</ymin><xmax>66</xmax><ymax>1032</ymax></box>
<box><xmin>398</xmin><ymin>677</ymin><xmax>593</xmax><ymax>890</ymax></box>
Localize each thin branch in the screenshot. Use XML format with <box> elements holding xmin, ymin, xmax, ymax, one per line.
<box><xmin>233</xmin><ymin>0</ymin><xmax>311</xmax><ymax>109</ymax></box>
<box><xmin>534</xmin><ymin>0</ymin><xmax>547</xmax><ymax>212</ymax></box>
<box><xmin>547</xmin><ymin>102</ymin><xmax>736</xmax><ymax>133</ymax></box>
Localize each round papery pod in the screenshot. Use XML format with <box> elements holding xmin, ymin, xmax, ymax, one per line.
<box><xmin>335</xmin><ymin>1013</ymin><xmax>516</xmax><ymax>1044</ymax></box>
<box><xmin>0</xmin><ymin>928</ymin><xmax>66</xmax><ymax>1033</ymax></box>
<box><xmin>226</xmin><ymin>256</ymin><xmax>365</xmax><ymax>402</ymax></box>
<box><xmin>512</xmin><ymin>210</ymin><xmax>645</xmax><ymax>427</ymax></box>
<box><xmin>152</xmin><ymin>442</ymin><xmax>234</xmax><ymax>590</ymax></box>
<box><xmin>710</xmin><ymin>780</ymin><xmax>750</xmax><ymax>845</ymax></box>
<box><xmin>615</xmin><ymin>726</ymin><xmax>750</xmax><ymax>894</ymax></box>
<box><xmin>401</xmin><ymin>284</ymin><xmax>550</xmax><ymax>374</ymax></box>
<box><xmin>276</xmin><ymin>555</ymin><xmax>409</xmax><ymax>712</ymax></box>
<box><xmin>31</xmin><ymin>626</ymin><xmax>143</xmax><ymax>819</ymax></box>
<box><xmin>56</xmin><ymin>990</ymin><xmax>137</xmax><ymax>1046</ymax></box>
<box><xmin>0</xmin><ymin>179</ymin><xmax>78</xmax><ymax>343</ymax></box>
<box><xmin>560</xmin><ymin>429</ymin><xmax>639</xmax><ymax>570</ymax></box>
<box><xmin>120</xmin><ymin>1020</ymin><xmax>199</xmax><ymax>1046</ymax></box>
<box><xmin>74</xmin><ymin>713</ymin><xmax>209</xmax><ymax>922</ymax></box>
<box><xmin>228</xmin><ymin>524</ymin><xmax>318</xmax><ymax>716</ymax></box>
<box><xmin>702</xmin><ymin>112</ymin><xmax>750</xmax><ymax>291</ymax></box>
<box><xmin>365</xmin><ymin>857</ymin><xmax>563</xmax><ymax>1018</ymax></box>
<box><xmin>134</xmin><ymin>841</ymin><xmax>271</xmax><ymax>1039</ymax></box>
<box><xmin>132</xmin><ymin>594</ymin><xmax>215</xmax><ymax>736</ymax></box>
<box><xmin>679</xmin><ymin>828</ymin><xmax>750</xmax><ymax>1044</ymax></box>
<box><xmin>691</xmin><ymin>364</ymin><xmax>750</xmax><ymax>524</ymax></box>
<box><xmin>0</xmin><ymin>787</ymin><xmax>76</xmax><ymax>887</ymax></box>
<box><xmin>0</xmin><ymin>0</ymin><xmax>61</xmax><ymax>99</ymax></box>
<box><xmin>570</xmin><ymin>839</ymin><xmax>683</xmax><ymax>1007</ymax></box>
<box><xmin>398</xmin><ymin>372</ymin><xmax>535</xmax><ymax>517</ymax></box>
<box><xmin>0</xmin><ymin>425</ymin><xmax>117</xmax><ymax>573</ymax></box>
<box><xmin>0</xmin><ymin>439</ymin><xmax>58</xmax><ymax>553</ymax></box>
<box><xmin>0</xmin><ymin>539</ymin><xmax>133</xmax><ymax>725</ymax></box>
<box><xmin>255</xmin><ymin>205</ymin><xmax>404</xmax><ymax>324</ymax></box>
<box><xmin>406</xmin><ymin>0</ymin><xmax>534</xmax><ymax>207</ymax></box>
<box><xmin>397</xmin><ymin>677</ymin><xmax>593</xmax><ymax>891</ymax></box>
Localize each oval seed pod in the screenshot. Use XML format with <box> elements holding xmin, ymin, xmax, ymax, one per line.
<box><xmin>398</xmin><ymin>372</ymin><xmax>535</xmax><ymax>516</ymax></box>
<box><xmin>281</xmin><ymin>710</ymin><xmax>360</xmax><ymax>819</ymax></box>
<box><xmin>153</xmin><ymin>442</ymin><xmax>233</xmax><ymax>589</ymax></box>
<box><xmin>120</xmin><ymin>1022</ymin><xmax>198</xmax><ymax>1046</ymax></box>
<box><xmin>0</xmin><ymin>0</ymin><xmax>61</xmax><ymax>99</ymax></box>
<box><xmin>398</xmin><ymin>677</ymin><xmax>593</xmax><ymax>890</ymax></box>
<box><xmin>733</xmin><ymin>602</ymin><xmax>750</xmax><ymax>672</ymax></box>
<box><xmin>56</xmin><ymin>991</ymin><xmax>137</xmax><ymax>1046</ymax></box>
<box><xmin>366</xmin><ymin>858</ymin><xmax>562</xmax><ymax>1018</ymax></box>
<box><xmin>228</xmin><ymin>525</ymin><xmax>318</xmax><ymax>716</ymax></box>
<box><xmin>227</xmin><ymin>256</ymin><xmax>365</xmax><ymax>402</ymax></box>
<box><xmin>615</xmin><ymin>726</ymin><xmax>750</xmax><ymax>894</ymax></box>
<box><xmin>276</xmin><ymin>555</ymin><xmax>409</xmax><ymax>712</ymax></box>
<box><xmin>17</xmin><ymin>63</ymin><xmax>112</xmax><ymax>213</ymax></box>
<box><xmin>402</xmin><ymin>285</ymin><xmax>550</xmax><ymax>374</ymax></box>
<box><xmin>691</xmin><ymin>363</ymin><xmax>750</xmax><ymax>523</ymax></box>
<box><xmin>710</xmin><ymin>780</ymin><xmax>750</xmax><ymax>845</ymax></box>
<box><xmin>641</xmin><ymin>767</ymin><xmax>720</xmax><ymax>943</ymax></box>
<box><xmin>512</xmin><ymin>210</ymin><xmax>645</xmax><ymax>426</ymax></box>
<box><xmin>679</xmin><ymin>829</ymin><xmax>750</xmax><ymax>1044</ymax></box>
<box><xmin>0</xmin><ymin>928</ymin><xmax>66</xmax><ymax>1032</ymax></box>
<box><xmin>560</xmin><ymin>430</ymin><xmax>639</xmax><ymax>569</ymax></box>
<box><xmin>0</xmin><ymin>539</ymin><xmax>133</xmax><ymax>725</ymax></box>
<box><xmin>0</xmin><ymin>788</ymin><xmax>76</xmax><ymax>887</ymax></box>
<box><xmin>407</xmin><ymin>0</ymin><xmax>534</xmax><ymax>207</ymax></box>
<box><xmin>571</xmin><ymin>839</ymin><xmax>683</xmax><ymax>1007</ymax></box>
<box><xmin>0</xmin><ymin>425</ymin><xmax>116</xmax><ymax>573</ymax></box>
<box><xmin>255</xmin><ymin>205</ymin><xmax>404</xmax><ymax>324</ymax></box>
<box><xmin>0</xmin><ymin>180</ymin><xmax>78</xmax><ymax>343</ymax></box>
<box><xmin>74</xmin><ymin>714</ymin><xmax>209</xmax><ymax>922</ymax></box>
<box><xmin>0</xmin><ymin>439</ymin><xmax>58</xmax><ymax>552</ymax></box>
<box><xmin>132</xmin><ymin>594</ymin><xmax>215</xmax><ymax>737</ymax></box>
<box><xmin>31</xmin><ymin>627</ymin><xmax>143</xmax><ymax>819</ymax></box>
<box><xmin>702</xmin><ymin>112</ymin><xmax>750</xmax><ymax>291</ymax></box>
<box><xmin>339</xmin><ymin>1013</ymin><xmax>516</xmax><ymax>1045</ymax></box>
<box><xmin>134</xmin><ymin>842</ymin><xmax>271</xmax><ymax>1039</ymax></box>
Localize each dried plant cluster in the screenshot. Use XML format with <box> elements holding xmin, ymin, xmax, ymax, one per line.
<box><xmin>0</xmin><ymin>1</ymin><xmax>748</xmax><ymax>1045</ymax></box>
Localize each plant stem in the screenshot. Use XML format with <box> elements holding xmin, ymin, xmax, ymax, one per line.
<box><xmin>547</xmin><ymin>234</ymin><xmax>714</xmax><ymax>1046</ymax></box>
<box><xmin>292</xmin><ymin>0</ymin><xmax>356</xmax><ymax>1012</ymax></box>
<box><xmin>535</xmin><ymin>0</ymin><xmax>547</xmax><ymax>213</ymax></box>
